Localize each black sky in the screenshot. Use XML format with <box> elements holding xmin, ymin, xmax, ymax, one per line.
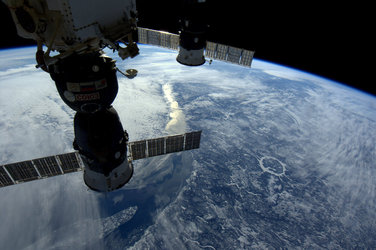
<box><xmin>1</xmin><ymin>1</ymin><xmax>373</xmax><ymax>95</ymax></box>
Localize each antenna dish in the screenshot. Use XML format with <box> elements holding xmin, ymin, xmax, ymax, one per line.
<box><xmin>125</xmin><ymin>69</ymin><xmax>138</xmax><ymax>79</ymax></box>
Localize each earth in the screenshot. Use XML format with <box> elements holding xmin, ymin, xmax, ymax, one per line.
<box><xmin>0</xmin><ymin>45</ymin><xmax>375</xmax><ymax>249</ymax></box>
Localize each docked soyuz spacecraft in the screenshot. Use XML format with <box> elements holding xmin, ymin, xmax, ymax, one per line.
<box><xmin>0</xmin><ymin>0</ymin><xmax>253</xmax><ymax>192</ymax></box>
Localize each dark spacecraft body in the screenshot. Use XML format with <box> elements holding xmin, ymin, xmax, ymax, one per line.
<box><xmin>73</xmin><ymin>107</ymin><xmax>133</xmax><ymax>192</ymax></box>
<box><xmin>49</xmin><ymin>51</ymin><xmax>119</xmax><ymax>113</ymax></box>
<box><xmin>176</xmin><ymin>0</ymin><xmax>207</xmax><ymax>66</ymax></box>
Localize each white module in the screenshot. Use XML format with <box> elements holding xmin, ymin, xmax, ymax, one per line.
<box><xmin>2</xmin><ymin>0</ymin><xmax>138</xmax><ymax>60</ymax></box>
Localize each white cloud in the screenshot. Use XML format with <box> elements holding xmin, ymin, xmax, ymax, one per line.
<box><xmin>162</xmin><ymin>83</ymin><xmax>187</xmax><ymax>134</ymax></box>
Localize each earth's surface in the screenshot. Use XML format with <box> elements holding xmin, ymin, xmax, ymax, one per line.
<box><xmin>0</xmin><ymin>45</ymin><xmax>375</xmax><ymax>249</ymax></box>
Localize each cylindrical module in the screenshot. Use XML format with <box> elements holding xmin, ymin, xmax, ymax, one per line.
<box><xmin>49</xmin><ymin>51</ymin><xmax>118</xmax><ymax>113</ymax></box>
<box><xmin>176</xmin><ymin>0</ymin><xmax>208</xmax><ymax>66</ymax></box>
<box><xmin>73</xmin><ymin>107</ymin><xmax>133</xmax><ymax>192</ymax></box>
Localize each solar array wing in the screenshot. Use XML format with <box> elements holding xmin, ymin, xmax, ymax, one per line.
<box><xmin>130</xmin><ymin>140</ymin><xmax>147</xmax><ymax>160</ymax></box>
<box><xmin>227</xmin><ymin>46</ymin><xmax>243</xmax><ymax>63</ymax></box>
<box><xmin>205</xmin><ymin>41</ymin><xmax>255</xmax><ymax>67</ymax></box>
<box><xmin>0</xmin><ymin>152</ymin><xmax>83</xmax><ymax>188</ymax></box>
<box><xmin>148</xmin><ymin>138</ymin><xmax>165</xmax><ymax>158</ymax></box>
<box><xmin>57</xmin><ymin>152</ymin><xmax>81</xmax><ymax>173</ymax></box>
<box><xmin>166</xmin><ymin>134</ymin><xmax>184</xmax><ymax>154</ymax></box>
<box><xmin>0</xmin><ymin>166</ymin><xmax>13</xmax><ymax>187</ymax></box>
<box><xmin>4</xmin><ymin>161</ymin><xmax>39</xmax><ymax>183</ymax></box>
<box><xmin>129</xmin><ymin>130</ymin><xmax>202</xmax><ymax>161</ymax></box>
<box><xmin>138</xmin><ymin>27</ymin><xmax>179</xmax><ymax>50</ymax></box>
<box><xmin>33</xmin><ymin>156</ymin><xmax>61</xmax><ymax>177</ymax></box>
<box><xmin>215</xmin><ymin>43</ymin><xmax>228</xmax><ymax>61</ymax></box>
<box><xmin>137</xmin><ymin>27</ymin><xmax>255</xmax><ymax>67</ymax></box>
<box><xmin>239</xmin><ymin>49</ymin><xmax>255</xmax><ymax>66</ymax></box>
<box><xmin>184</xmin><ymin>131</ymin><xmax>202</xmax><ymax>150</ymax></box>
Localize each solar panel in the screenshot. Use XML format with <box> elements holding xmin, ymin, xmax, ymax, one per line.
<box><xmin>184</xmin><ymin>131</ymin><xmax>202</xmax><ymax>150</ymax></box>
<box><xmin>205</xmin><ymin>41</ymin><xmax>217</xmax><ymax>58</ymax></box>
<box><xmin>205</xmin><ymin>41</ymin><xmax>254</xmax><ymax>67</ymax></box>
<box><xmin>147</xmin><ymin>29</ymin><xmax>160</xmax><ymax>46</ymax></box>
<box><xmin>4</xmin><ymin>161</ymin><xmax>39</xmax><ymax>182</ymax></box>
<box><xmin>0</xmin><ymin>152</ymin><xmax>84</xmax><ymax>189</ymax></box>
<box><xmin>239</xmin><ymin>49</ymin><xmax>255</xmax><ymax>66</ymax></box>
<box><xmin>129</xmin><ymin>131</ymin><xmax>201</xmax><ymax>161</ymax></box>
<box><xmin>130</xmin><ymin>140</ymin><xmax>147</xmax><ymax>160</ymax></box>
<box><xmin>0</xmin><ymin>166</ymin><xmax>14</xmax><ymax>187</ymax></box>
<box><xmin>57</xmin><ymin>152</ymin><xmax>81</xmax><ymax>173</ymax></box>
<box><xmin>160</xmin><ymin>32</ymin><xmax>179</xmax><ymax>50</ymax></box>
<box><xmin>138</xmin><ymin>27</ymin><xmax>148</xmax><ymax>44</ymax></box>
<box><xmin>227</xmin><ymin>46</ymin><xmax>243</xmax><ymax>64</ymax></box>
<box><xmin>137</xmin><ymin>27</ymin><xmax>179</xmax><ymax>50</ymax></box>
<box><xmin>33</xmin><ymin>156</ymin><xmax>62</xmax><ymax>177</ymax></box>
<box><xmin>148</xmin><ymin>138</ymin><xmax>165</xmax><ymax>158</ymax></box>
<box><xmin>166</xmin><ymin>135</ymin><xmax>184</xmax><ymax>154</ymax></box>
<box><xmin>216</xmin><ymin>44</ymin><xmax>228</xmax><ymax>61</ymax></box>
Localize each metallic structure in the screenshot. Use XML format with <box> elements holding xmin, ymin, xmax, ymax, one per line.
<box><xmin>129</xmin><ymin>131</ymin><xmax>201</xmax><ymax>160</ymax></box>
<box><xmin>2</xmin><ymin>0</ymin><xmax>139</xmax><ymax>65</ymax></box>
<box><xmin>138</xmin><ymin>27</ymin><xmax>180</xmax><ymax>51</ymax></box>
<box><xmin>0</xmin><ymin>152</ymin><xmax>83</xmax><ymax>187</ymax></box>
<box><xmin>0</xmin><ymin>131</ymin><xmax>201</xmax><ymax>189</ymax></box>
<box><xmin>138</xmin><ymin>27</ymin><xmax>255</xmax><ymax>67</ymax></box>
